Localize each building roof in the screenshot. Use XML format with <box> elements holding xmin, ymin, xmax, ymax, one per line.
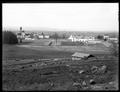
<box><xmin>72</xmin><ymin>52</ymin><xmax>90</xmax><ymax>58</ymax></box>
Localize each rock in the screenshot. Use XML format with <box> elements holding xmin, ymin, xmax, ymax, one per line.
<box><xmin>91</xmin><ymin>85</ymin><xmax>103</xmax><ymax>90</ymax></box>
<box><xmin>41</xmin><ymin>63</ymin><xmax>46</xmax><ymax>66</ymax></box>
<box><xmin>91</xmin><ymin>65</ymin><xmax>107</xmax><ymax>74</ymax></box>
<box><xmin>85</xmin><ymin>75</ymin><xmax>89</xmax><ymax>78</ymax></box>
<box><xmin>73</xmin><ymin>82</ymin><xmax>81</xmax><ymax>86</ymax></box>
<box><xmin>21</xmin><ymin>66</ymin><xmax>25</xmax><ymax>69</ymax></box>
<box><xmin>78</xmin><ymin>70</ymin><xmax>84</xmax><ymax>74</ymax></box>
<box><xmin>50</xmin><ymin>82</ymin><xmax>54</xmax><ymax>87</ymax></box>
<box><xmin>82</xmin><ymin>81</ymin><xmax>87</xmax><ymax>86</ymax></box>
<box><xmin>90</xmin><ymin>79</ymin><xmax>96</xmax><ymax>85</ymax></box>
<box><xmin>72</xmin><ymin>82</ymin><xmax>83</xmax><ymax>89</ymax></box>
<box><xmin>98</xmin><ymin>65</ymin><xmax>107</xmax><ymax>73</ymax></box>
<box><xmin>91</xmin><ymin>65</ymin><xmax>98</xmax><ymax>69</ymax></box>
<box><xmin>91</xmin><ymin>66</ymin><xmax>98</xmax><ymax>73</ymax></box>
<box><xmin>93</xmin><ymin>65</ymin><xmax>107</xmax><ymax>74</ymax></box>
<box><xmin>66</xmin><ymin>64</ymin><xmax>70</xmax><ymax>67</ymax></box>
<box><xmin>108</xmin><ymin>81</ymin><xmax>118</xmax><ymax>90</ymax></box>
<box><xmin>53</xmin><ymin>58</ymin><xmax>59</xmax><ymax>61</ymax></box>
<box><xmin>109</xmin><ymin>82</ymin><xmax>114</xmax><ymax>85</ymax></box>
<box><xmin>83</xmin><ymin>86</ymin><xmax>89</xmax><ymax>90</ymax></box>
<box><xmin>15</xmin><ymin>59</ymin><xmax>20</xmax><ymax>61</ymax></box>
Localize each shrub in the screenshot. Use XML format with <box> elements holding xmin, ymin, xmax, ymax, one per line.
<box><xmin>3</xmin><ymin>31</ymin><xmax>18</xmax><ymax>44</ymax></box>
<box><xmin>96</xmin><ymin>35</ymin><xmax>104</xmax><ymax>40</ymax></box>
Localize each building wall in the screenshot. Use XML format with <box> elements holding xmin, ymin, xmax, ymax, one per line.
<box><xmin>69</xmin><ymin>36</ymin><xmax>95</xmax><ymax>42</ymax></box>
<box><xmin>44</xmin><ymin>35</ymin><xmax>50</xmax><ymax>38</ymax></box>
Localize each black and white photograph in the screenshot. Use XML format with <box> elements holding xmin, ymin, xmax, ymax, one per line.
<box><xmin>2</xmin><ymin>3</ymin><xmax>119</xmax><ymax>91</ymax></box>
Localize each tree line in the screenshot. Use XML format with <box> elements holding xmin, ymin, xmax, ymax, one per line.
<box><xmin>3</xmin><ymin>31</ymin><xmax>18</xmax><ymax>44</ymax></box>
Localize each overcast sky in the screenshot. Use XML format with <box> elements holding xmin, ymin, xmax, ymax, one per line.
<box><xmin>2</xmin><ymin>3</ymin><xmax>119</xmax><ymax>32</ymax></box>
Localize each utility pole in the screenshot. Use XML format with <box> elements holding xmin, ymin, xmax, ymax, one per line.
<box><xmin>20</xmin><ymin>27</ymin><xmax>23</xmax><ymax>43</ymax></box>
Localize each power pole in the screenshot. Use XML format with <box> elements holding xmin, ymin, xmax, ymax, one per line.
<box><xmin>20</xmin><ymin>27</ymin><xmax>23</xmax><ymax>43</ymax></box>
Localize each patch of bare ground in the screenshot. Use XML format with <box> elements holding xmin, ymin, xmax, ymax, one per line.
<box><xmin>2</xmin><ymin>58</ymin><xmax>118</xmax><ymax>91</ymax></box>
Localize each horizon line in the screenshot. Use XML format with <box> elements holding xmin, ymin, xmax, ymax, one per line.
<box><xmin>2</xmin><ymin>26</ymin><xmax>118</xmax><ymax>33</ymax></box>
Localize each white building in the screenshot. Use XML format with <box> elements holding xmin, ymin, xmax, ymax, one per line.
<box><xmin>103</xmin><ymin>35</ymin><xmax>109</xmax><ymax>40</ymax></box>
<box><xmin>25</xmin><ymin>33</ymin><xmax>31</xmax><ymax>38</ymax></box>
<box><xmin>21</xmin><ymin>31</ymin><xmax>25</xmax><ymax>38</ymax></box>
<box><xmin>38</xmin><ymin>35</ymin><xmax>49</xmax><ymax>39</ymax></box>
<box><xmin>17</xmin><ymin>32</ymin><xmax>25</xmax><ymax>39</ymax></box>
<box><xmin>68</xmin><ymin>35</ymin><xmax>74</xmax><ymax>40</ymax></box>
<box><xmin>44</xmin><ymin>35</ymin><xmax>50</xmax><ymax>39</ymax></box>
<box><xmin>109</xmin><ymin>38</ymin><xmax>118</xmax><ymax>41</ymax></box>
<box><xmin>38</xmin><ymin>35</ymin><xmax>44</xmax><ymax>38</ymax></box>
<box><xmin>68</xmin><ymin>35</ymin><xmax>95</xmax><ymax>42</ymax></box>
<box><xmin>25</xmin><ymin>38</ymin><xmax>33</xmax><ymax>40</ymax></box>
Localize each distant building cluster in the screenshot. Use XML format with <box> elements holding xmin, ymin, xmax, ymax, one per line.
<box><xmin>103</xmin><ymin>35</ymin><xmax>118</xmax><ymax>43</ymax></box>
<box><xmin>16</xmin><ymin>27</ymin><xmax>118</xmax><ymax>45</ymax></box>
<box><xmin>16</xmin><ymin>27</ymin><xmax>50</xmax><ymax>41</ymax></box>
<box><xmin>33</xmin><ymin>33</ymin><xmax>50</xmax><ymax>39</ymax></box>
<box><xmin>68</xmin><ymin>34</ymin><xmax>118</xmax><ymax>44</ymax></box>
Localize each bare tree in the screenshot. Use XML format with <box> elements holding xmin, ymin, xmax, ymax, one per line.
<box><xmin>54</xmin><ymin>33</ymin><xmax>59</xmax><ymax>45</ymax></box>
<box><xmin>96</xmin><ymin>35</ymin><xmax>104</xmax><ymax>40</ymax></box>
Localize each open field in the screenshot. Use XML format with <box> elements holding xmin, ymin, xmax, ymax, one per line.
<box><xmin>2</xmin><ymin>39</ymin><xmax>113</xmax><ymax>66</ymax></box>
<box><xmin>2</xmin><ymin>39</ymin><xmax>118</xmax><ymax>91</ymax></box>
<box><xmin>3</xmin><ymin>44</ymin><xmax>72</xmax><ymax>60</ymax></box>
<box><xmin>3</xmin><ymin>39</ymin><xmax>111</xmax><ymax>61</ymax></box>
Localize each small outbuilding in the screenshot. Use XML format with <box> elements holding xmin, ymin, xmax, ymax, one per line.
<box><xmin>72</xmin><ymin>52</ymin><xmax>95</xmax><ymax>60</ymax></box>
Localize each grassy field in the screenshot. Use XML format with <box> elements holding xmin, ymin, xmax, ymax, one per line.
<box><xmin>2</xmin><ymin>39</ymin><xmax>118</xmax><ymax>91</ymax></box>
<box><xmin>3</xmin><ymin>39</ymin><xmax>111</xmax><ymax>60</ymax></box>
<box><xmin>3</xmin><ymin>44</ymin><xmax>72</xmax><ymax>60</ymax></box>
